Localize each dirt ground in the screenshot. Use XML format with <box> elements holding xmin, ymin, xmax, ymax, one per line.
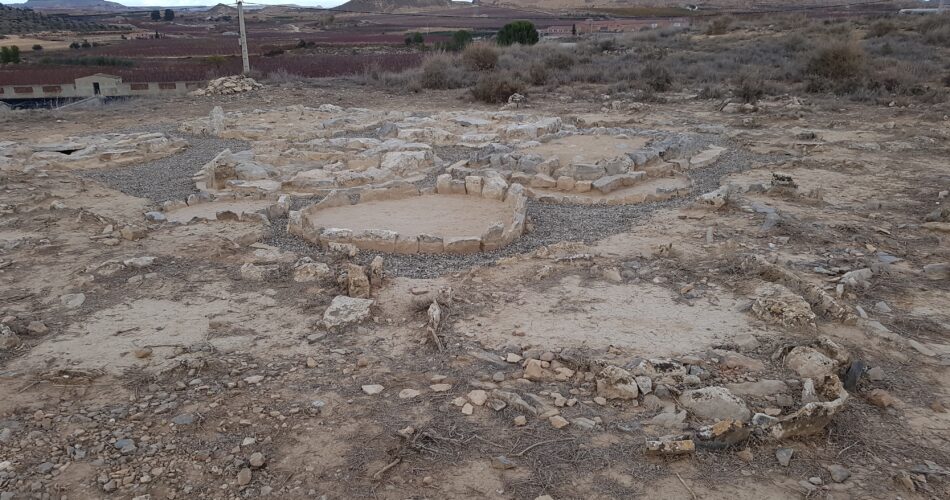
<box><xmin>1</xmin><ymin>78</ymin><xmax>949</xmax><ymax>500</ymax></box>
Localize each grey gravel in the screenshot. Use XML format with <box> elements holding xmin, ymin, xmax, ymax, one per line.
<box><xmin>81</xmin><ymin>133</ymin><xmax>248</xmax><ymax>204</ymax></box>
<box><xmin>267</xmin><ymin>136</ymin><xmax>785</xmax><ymax>278</ymax></box>
<box><xmin>95</xmin><ymin>125</ymin><xmax>783</xmax><ymax>278</ymax></box>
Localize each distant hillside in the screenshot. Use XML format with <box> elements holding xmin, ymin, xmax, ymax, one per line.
<box><xmin>0</xmin><ymin>4</ymin><xmax>121</xmax><ymax>34</ymax></box>
<box><xmin>20</xmin><ymin>0</ymin><xmax>127</xmax><ymax>10</ymax></box>
<box><xmin>335</xmin><ymin>0</ymin><xmax>455</xmax><ymax>13</ymax></box>
<box><xmin>205</xmin><ymin>3</ymin><xmax>237</xmax><ymax>16</ymax></box>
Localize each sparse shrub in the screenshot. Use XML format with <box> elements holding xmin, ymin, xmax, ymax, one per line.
<box><xmin>866</xmin><ymin>19</ymin><xmax>897</xmax><ymax>38</ymax></box>
<box><xmin>528</xmin><ymin>62</ymin><xmax>548</xmax><ymax>85</ymax></box>
<box><xmin>32</xmin><ymin>44</ymin><xmax>42</xmax><ymax>51</ymax></box>
<box><xmin>918</xmin><ymin>14</ymin><xmax>950</xmax><ymax>46</ymax></box>
<box><xmin>543</xmin><ymin>49</ymin><xmax>574</xmax><ymax>70</ymax></box>
<box><xmin>698</xmin><ymin>85</ymin><xmax>725</xmax><ymax>99</ymax></box>
<box><xmin>419</xmin><ymin>53</ymin><xmax>467</xmax><ymax>89</ymax></box>
<box><xmin>471</xmin><ymin>72</ymin><xmax>523</xmax><ymax>103</ymax></box>
<box><xmin>641</xmin><ymin>61</ymin><xmax>673</xmax><ymax>92</ymax></box>
<box><xmin>805</xmin><ymin>41</ymin><xmax>866</xmax><ymax>80</ymax></box>
<box><xmin>462</xmin><ymin>43</ymin><xmax>498</xmax><ymax>71</ymax></box>
<box><xmin>266</xmin><ymin>68</ymin><xmax>305</xmax><ymax>84</ymax></box>
<box><xmin>597</xmin><ymin>38</ymin><xmax>617</xmax><ymax>52</ymax></box>
<box><xmin>733</xmin><ymin>72</ymin><xmax>766</xmax><ymax>103</ymax></box>
<box><xmin>497</xmin><ymin>21</ymin><xmax>539</xmax><ymax>46</ymax></box>
<box><xmin>705</xmin><ymin>16</ymin><xmax>733</xmax><ymax>36</ymax></box>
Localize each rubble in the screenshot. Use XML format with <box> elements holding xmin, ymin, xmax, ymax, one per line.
<box><xmin>190</xmin><ymin>75</ymin><xmax>264</xmax><ymax>96</ymax></box>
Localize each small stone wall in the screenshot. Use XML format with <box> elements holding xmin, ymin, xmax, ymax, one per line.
<box><xmin>288</xmin><ymin>177</ymin><xmax>527</xmax><ymax>255</ymax></box>
<box><xmin>158</xmin><ymin>191</ymin><xmax>289</xmax><ymax>225</ymax></box>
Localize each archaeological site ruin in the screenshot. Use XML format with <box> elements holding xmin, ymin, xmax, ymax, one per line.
<box><xmin>1</xmin><ymin>2</ymin><xmax>950</xmax><ymax>499</ymax></box>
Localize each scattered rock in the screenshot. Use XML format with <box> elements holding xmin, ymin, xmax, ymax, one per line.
<box><xmin>776</xmin><ymin>447</ymin><xmax>794</xmax><ymax>466</ymax></box>
<box><xmin>826</xmin><ymin>464</ymin><xmax>851</xmax><ymax>483</ymax></box>
<box><xmin>323</xmin><ymin>295</ymin><xmax>374</xmax><ymax>329</ymax></box>
<box><xmin>236</xmin><ymin>467</ymin><xmax>252</xmax><ymax>486</ymax></box>
<box><xmin>362</xmin><ymin>384</ymin><xmax>384</xmax><ymax>395</ymax></box>
<box><xmin>60</xmin><ymin>293</ymin><xmax>86</xmax><ymax>309</ymax></box>
<box><xmin>678</xmin><ymin>386</ymin><xmax>751</xmax><ymax>422</ymax></box>
<box><xmin>398</xmin><ymin>389</ymin><xmax>421</xmax><ymax>399</ymax></box>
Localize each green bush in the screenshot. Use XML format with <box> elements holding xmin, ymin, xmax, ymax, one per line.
<box><xmin>0</xmin><ymin>45</ymin><xmax>19</xmax><ymax>64</ymax></box>
<box><xmin>405</xmin><ymin>32</ymin><xmax>424</xmax><ymax>46</ymax></box>
<box><xmin>497</xmin><ymin>21</ymin><xmax>539</xmax><ymax>46</ymax></box>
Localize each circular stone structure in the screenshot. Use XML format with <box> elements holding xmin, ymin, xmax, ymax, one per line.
<box><xmin>288</xmin><ymin>177</ymin><xmax>526</xmax><ymax>255</ymax></box>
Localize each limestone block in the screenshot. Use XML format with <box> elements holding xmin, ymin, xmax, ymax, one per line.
<box><xmin>359</xmin><ymin>183</ymin><xmax>419</xmax><ymax>203</ymax></box>
<box><xmin>449</xmin><ymin>180</ymin><xmax>467</xmax><ymax>194</ymax></box>
<box><xmin>436</xmin><ymin>174</ymin><xmax>452</xmax><ymax>194</ymax></box>
<box><xmin>557</xmin><ymin>163</ymin><xmax>605</xmax><ymax>181</ymax></box>
<box><xmin>574</xmin><ymin>181</ymin><xmax>592</xmax><ymax>193</ymax></box>
<box><xmin>465</xmin><ymin>176</ymin><xmax>483</xmax><ymax>195</ymax></box>
<box><xmin>592</xmin><ymin>175</ymin><xmax>625</xmax><ymax>194</ymax></box>
<box><xmin>444</xmin><ymin>236</ymin><xmax>482</xmax><ymax>254</ymax></box>
<box><xmin>536</xmin><ymin>157</ymin><xmax>559</xmax><ymax>177</ymax></box>
<box><xmin>287</xmin><ymin>210</ymin><xmax>304</xmax><ymax>235</ymax></box>
<box><xmin>510</xmin><ymin>172</ymin><xmax>533</xmax><ymax>186</ymax></box>
<box><xmin>482</xmin><ymin>222</ymin><xmax>506</xmax><ymax>251</ymax></box>
<box><xmin>556</xmin><ymin>176</ymin><xmax>576</xmax><ymax>191</ymax></box>
<box><xmin>418</xmin><ymin>234</ymin><xmax>444</xmax><ymax>254</ymax></box>
<box><xmin>319</xmin><ymin>227</ymin><xmax>353</xmax><ymax>244</ymax></box>
<box><xmin>602</xmin><ymin>156</ymin><xmax>632</xmax><ymax>175</ymax></box>
<box><xmin>531</xmin><ymin>174</ymin><xmax>557</xmax><ymax>188</ymax></box>
<box><xmin>482</xmin><ymin>176</ymin><xmax>508</xmax><ymax>201</ymax></box>
<box><xmin>352</xmin><ymin>229</ymin><xmax>398</xmax><ymax>253</ymax></box>
<box><xmin>622</xmin><ymin>171</ymin><xmax>646</xmax><ymax>186</ymax></box>
<box><xmin>394</xmin><ymin>235</ymin><xmax>420</xmax><ymax>254</ymax></box>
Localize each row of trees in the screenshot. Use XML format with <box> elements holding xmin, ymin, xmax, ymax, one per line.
<box><xmin>0</xmin><ymin>44</ymin><xmax>20</xmax><ymax>64</ymax></box>
<box><xmin>405</xmin><ymin>22</ymin><xmax>540</xmax><ymax>51</ymax></box>
<box><xmin>150</xmin><ymin>9</ymin><xmax>175</xmax><ymax>21</ymax></box>
<box><xmin>405</xmin><ymin>22</ymin><xmax>539</xmax><ymax>52</ymax></box>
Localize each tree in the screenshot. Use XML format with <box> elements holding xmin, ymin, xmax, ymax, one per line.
<box><xmin>0</xmin><ymin>46</ymin><xmax>10</xmax><ymax>64</ymax></box>
<box><xmin>572</xmin><ymin>23</ymin><xmax>576</xmax><ymax>36</ymax></box>
<box><xmin>9</xmin><ymin>45</ymin><xmax>20</xmax><ymax>63</ymax></box>
<box><xmin>404</xmin><ymin>31</ymin><xmax>424</xmax><ymax>46</ymax></box>
<box><xmin>32</xmin><ymin>44</ymin><xmax>42</xmax><ymax>51</ymax></box>
<box><xmin>450</xmin><ymin>30</ymin><xmax>473</xmax><ymax>50</ymax></box>
<box><xmin>497</xmin><ymin>21</ymin><xmax>538</xmax><ymax>46</ymax></box>
<box><xmin>163</xmin><ymin>9</ymin><xmax>174</xmax><ymax>21</ymax></box>
<box><xmin>150</xmin><ymin>10</ymin><xmax>161</xmax><ymax>21</ymax></box>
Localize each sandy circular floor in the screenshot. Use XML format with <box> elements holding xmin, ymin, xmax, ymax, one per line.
<box><xmin>305</xmin><ymin>194</ymin><xmax>513</xmax><ymax>239</ymax></box>
<box><xmin>520</xmin><ymin>135</ymin><xmax>649</xmax><ymax>166</ymax></box>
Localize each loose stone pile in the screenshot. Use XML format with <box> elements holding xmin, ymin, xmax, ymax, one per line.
<box><xmin>190</xmin><ymin>75</ymin><xmax>264</xmax><ymax>96</ymax></box>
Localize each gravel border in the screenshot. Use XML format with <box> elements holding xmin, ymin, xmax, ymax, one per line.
<box><xmin>81</xmin><ymin>132</ymin><xmax>249</xmax><ymax>204</ymax></box>
<box><xmin>88</xmin><ymin>124</ymin><xmax>784</xmax><ymax>278</ymax></box>
<box><xmin>268</xmin><ymin>135</ymin><xmax>786</xmax><ymax>278</ymax></box>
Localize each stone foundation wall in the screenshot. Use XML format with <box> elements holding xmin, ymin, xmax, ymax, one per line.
<box><xmin>289</xmin><ymin>177</ymin><xmax>527</xmax><ymax>255</ymax></box>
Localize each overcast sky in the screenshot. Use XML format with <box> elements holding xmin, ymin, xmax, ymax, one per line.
<box><xmin>118</xmin><ymin>0</ymin><xmax>344</xmax><ymax>6</ymax></box>
<box><xmin>120</xmin><ymin>0</ymin><xmax>472</xmax><ymax>7</ymax></box>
